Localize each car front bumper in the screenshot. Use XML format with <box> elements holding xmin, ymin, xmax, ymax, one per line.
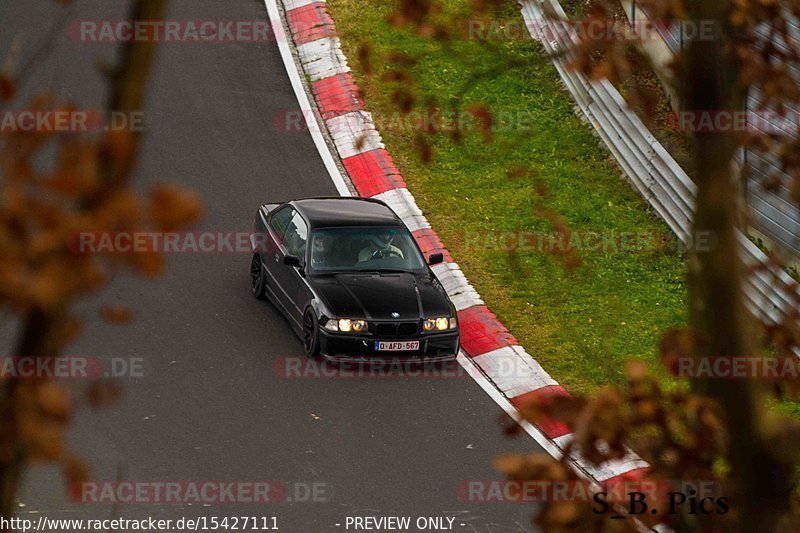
<box><xmin>318</xmin><ymin>329</ymin><xmax>460</xmax><ymax>363</ymax></box>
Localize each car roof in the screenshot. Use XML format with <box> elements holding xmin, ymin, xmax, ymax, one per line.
<box><xmin>290</xmin><ymin>197</ymin><xmax>404</xmax><ymax>229</ymax></box>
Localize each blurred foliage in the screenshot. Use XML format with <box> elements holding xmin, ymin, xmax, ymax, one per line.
<box><xmin>0</xmin><ymin>0</ymin><xmax>201</xmax><ymax>517</ymax></box>
<box><xmin>371</xmin><ymin>0</ymin><xmax>800</xmax><ymax>530</ymax></box>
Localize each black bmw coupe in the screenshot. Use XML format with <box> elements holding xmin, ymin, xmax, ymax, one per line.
<box><xmin>250</xmin><ymin>197</ymin><xmax>460</xmax><ymax>362</ymax></box>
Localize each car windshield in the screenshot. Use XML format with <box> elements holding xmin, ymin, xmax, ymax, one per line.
<box><xmin>308</xmin><ymin>226</ymin><xmax>427</xmax><ymax>274</ymax></box>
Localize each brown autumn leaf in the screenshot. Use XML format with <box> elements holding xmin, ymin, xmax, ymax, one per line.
<box><xmin>28</xmin><ymin>261</ymin><xmax>78</xmax><ymax>310</ymax></box>
<box><xmin>36</xmin><ymin>381</ymin><xmax>71</xmax><ymax>420</ymax></box>
<box><xmin>48</xmin><ymin>140</ymin><xmax>99</xmax><ymax>197</ymax></box>
<box><xmin>0</xmin><ymin>74</ymin><xmax>15</xmax><ymax>101</ymax></box>
<box><xmin>420</xmin><ymin>107</ymin><xmax>439</xmax><ymax>135</ymax></box>
<box><xmin>26</xmin><ymin>420</ymin><xmax>66</xmax><ymax>462</ymax></box>
<box><xmin>149</xmin><ymin>184</ymin><xmax>203</xmax><ymax>232</ymax></box>
<box><xmin>388</xmin><ymin>0</ymin><xmax>438</xmax><ymax>27</ymax></box>
<box><xmin>63</xmin><ymin>454</ymin><xmax>90</xmax><ymax>502</ymax></box>
<box><xmin>467</xmin><ymin>104</ymin><xmax>493</xmax><ymax>143</ymax></box>
<box><xmin>624</xmin><ymin>359</ymin><xmax>648</xmax><ymax>382</ymax></box>
<box><xmin>94</xmin><ymin>189</ymin><xmax>142</xmax><ymax>230</ymax></box>
<box><xmin>572</xmin><ymin>388</ymin><xmax>629</xmax><ymax>464</ymax></box>
<box><xmin>506</xmin><ymin>166</ymin><xmax>529</xmax><ymax>181</ymax></box>
<box><xmin>100</xmin><ymin>129</ymin><xmax>137</xmax><ymax>181</ymax></box>
<box><xmin>354</xmin><ymin>133</ymin><xmax>367</xmax><ymax>151</ymax></box>
<box><xmin>471</xmin><ymin>0</ymin><xmax>505</xmax><ymax>14</ymax></box>
<box><xmin>85</xmin><ymin>380</ymin><xmax>123</xmax><ymax>408</ymax></box>
<box><xmin>99</xmin><ymin>305</ymin><xmax>134</xmax><ymax>324</ymax></box>
<box><xmin>541</xmin><ymin>501</ymin><xmax>585</xmax><ymax>529</ymax></box>
<box><xmin>130</xmin><ymin>249</ymin><xmax>166</xmax><ymax>278</ymax></box>
<box><xmin>381</xmin><ymin>70</ymin><xmax>412</xmax><ymax>83</ymax></box>
<box><xmin>791</xmin><ymin>171</ymin><xmax>800</xmax><ymax>205</ymax></box>
<box><xmin>517</xmin><ymin>392</ymin><xmax>584</xmax><ymax>432</ymax></box>
<box><xmin>386</xmin><ymin>51</ymin><xmax>417</xmax><ymax>67</ymax></box>
<box><xmin>414</xmin><ymin>135</ymin><xmax>433</xmax><ymax>164</ymax></box>
<box><xmin>48</xmin><ymin>316</ymin><xmax>84</xmax><ymax>352</ymax></box>
<box><xmin>392</xmin><ymin>88</ymin><xmax>416</xmax><ymax>113</ymax></box>
<box><xmin>357</xmin><ymin>42</ymin><xmax>373</xmax><ymax>76</ymax></box>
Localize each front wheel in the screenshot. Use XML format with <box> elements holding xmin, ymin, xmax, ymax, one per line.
<box><xmin>303</xmin><ymin>310</ymin><xmax>320</xmax><ymax>358</ymax></box>
<box><xmin>250</xmin><ymin>254</ymin><xmax>267</xmax><ymax>300</ymax></box>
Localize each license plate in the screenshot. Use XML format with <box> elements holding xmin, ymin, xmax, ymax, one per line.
<box><xmin>374</xmin><ymin>340</ymin><xmax>420</xmax><ymax>351</ymax></box>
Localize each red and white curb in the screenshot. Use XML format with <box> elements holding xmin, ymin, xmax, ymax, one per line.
<box><xmin>264</xmin><ymin>0</ymin><xmax>652</xmax><ymax>501</ymax></box>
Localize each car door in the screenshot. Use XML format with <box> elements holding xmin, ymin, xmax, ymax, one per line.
<box><xmin>272</xmin><ymin>209</ymin><xmax>310</xmax><ymax>330</ymax></box>
<box><xmin>264</xmin><ymin>205</ymin><xmax>294</xmax><ymax>314</ymax></box>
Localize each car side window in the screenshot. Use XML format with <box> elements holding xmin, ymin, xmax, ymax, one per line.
<box><xmin>269</xmin><ymin>206</ymin><xmax>294</xmax><ymax>243</ymax></box>
<box><xmin>283</xmin><ymin>212</ymin><xmax>308</xmax><ymax>258</ymax></box>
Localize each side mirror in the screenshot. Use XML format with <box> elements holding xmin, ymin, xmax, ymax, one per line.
<box><xmin>428</xmin><ymin>253</ymin><xmax>444</xmax><ymax>266</ymax></box>
<box><xmin>283</xmin><ymin>255</ymin><xmax>302</xmax><ymax>268</ymax></box>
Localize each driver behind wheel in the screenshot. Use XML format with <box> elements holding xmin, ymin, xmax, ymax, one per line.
<box><xmin>358</xmin><ymin>229</ymin><xmax>404</xmax><ymax>262</ymax></box>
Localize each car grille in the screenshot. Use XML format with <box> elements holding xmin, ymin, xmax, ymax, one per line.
<box><xmin>374</xmin><ymin>322</ymin><xmax>418</xmax><ymax>336</ymax></box>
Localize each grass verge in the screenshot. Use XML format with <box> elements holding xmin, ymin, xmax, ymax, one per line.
<box><xmin>326</xmin><ymin>0</ymin><xmax>688</xmax><ymax>394</ymax></box>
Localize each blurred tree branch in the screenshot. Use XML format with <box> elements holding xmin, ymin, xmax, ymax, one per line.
<box><xmin>0</xmin><ymin>0</ymin><xmax>202</xmax><ymax>526</ymax></box>
<box><xmin>383</xmin><ymin>0</ymin><xmax>800</xmax><ymax>530</ymax></box>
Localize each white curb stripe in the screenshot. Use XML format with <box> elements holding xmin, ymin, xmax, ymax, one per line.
<box><xmin>265</xmin><ymin>0</ymin><xmax>351</xmax><ymax>195</ymax></box>
<box><xmin>372</xmin><ymin>188</ymin><xmax>431</xmax><ymax>233</ymax></box>
<box><xmin>447</xmin><ymin>288</ymin><xmax>485</xmax><ymax>312</ymax></box>
<box><xmin>284</xmin><ymin>0</ymin><xmax>321</xmax><ymax>10</ymax></box>
<box><xmin>430</xmin><ymin>262</ymin><xmax>484</xmax><ymax>311</ymax></box>
<box><xmin>552</xmin><ymin>434</ymin><xmax>649</xmax><ymax>482</ymax></box>
<box><xmin>296</xmin><ymin>37</ymin><xmax>350</xmax><ymax>81</ymax></box>
<box><xmin>473</xmin><ymin>346</ymin><xmax>558</xmax><ymax>397</ymax></box>
<box><xmin>457</xmin><ymin>352</ymin><xmax>640</xmax><ymax>491</ymax></box>
<box><xmin>457</xmin><ymin>352</ymin><xmax>567</xmax><ymax>458</ymax></box>
<box><xmin>326</xmin><ymin>111</ymin><xmax>385</xmax><ymax>158</ymax></box>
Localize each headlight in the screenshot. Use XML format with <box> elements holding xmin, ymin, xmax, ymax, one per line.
<box><xmin>324</xmin><ymin>318</ymin><xmax>367</xmax><ymax>332</ymax></box>
<box><xmin>349</xmin><ymin>319</ymin><xmax>367</xmax><ymax>332</ymax></box>
<box><xmin>424</xmin><ymin>317</ymin><xmax>456</xmax><ymax>331</ymax></box>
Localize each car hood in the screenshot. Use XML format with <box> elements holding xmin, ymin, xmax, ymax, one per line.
<box><xmin>311</xmin><ymin>272</ymin><xmax>452</xmax><ymax>321</ymax></box>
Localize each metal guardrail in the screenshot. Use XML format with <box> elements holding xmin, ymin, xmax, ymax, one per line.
<box><xmin>519</xmin><ymin>0</ymin><xmax>800</xmax><ymax>352</ymax></box>
<box><xmin>629</xmin><ymin>1</ymin><xmax>800</xmax><ymax>257</ymax></box>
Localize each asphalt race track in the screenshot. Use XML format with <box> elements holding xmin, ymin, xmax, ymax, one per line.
<box><xmin>1</xmin><ymin>1</ymin><xmax>543</xmax><ymax>531</ymax></box>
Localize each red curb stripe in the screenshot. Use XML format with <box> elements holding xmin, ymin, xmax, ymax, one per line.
<box><xmin>457</xmin><ymin>305</ymin><xmax>517</xmax><ymax>357</ymax></box>
<box><xmin>286</xmin><ymin>2</ymin><xmax>336</xmax><ymax>45</ymax></box>
<box><xmin>412</xmin><ymin>228</ymin><xmax>453</xmax><ymax>263</ymax></box>
<box><xmin>510</xmin><ymin>386</ymin><xmax>572</xmax><ymax>439</ymax></box>
<box><xmin>312</xmin><ymin>73</ymin><xmax>364</xmax><ymax>118</ymax></box>
<box><xmin>342</xmin><ymin>149</ymin><xmax>406</xmax><ymax>197</ymax></box>
<box><xmin>603</xmin><ymin>467</ymin><xmax>650</xmax><ymax>491</ymax></box>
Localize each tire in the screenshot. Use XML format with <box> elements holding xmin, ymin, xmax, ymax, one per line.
<box><xmin>250</xmin><ymin>254</ymin><xmax>267</xmax><ymax>300</ymax></box>
<box><xmin>303</xmin><ymin>310</ymin><xmax>321</xmax><ymax>358</ymax></box>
